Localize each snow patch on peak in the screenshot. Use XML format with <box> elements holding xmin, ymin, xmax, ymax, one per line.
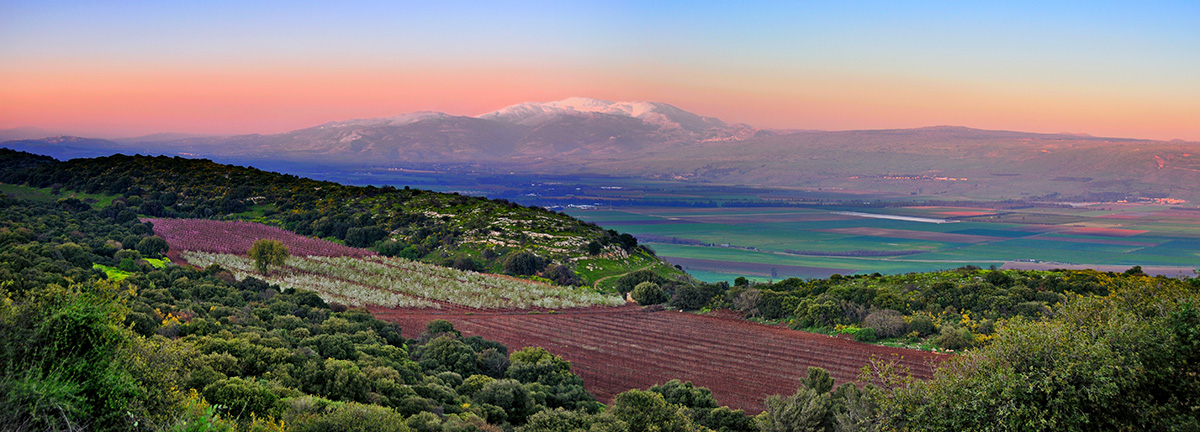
<box><xmin>478</xmin><ymin>97</ymin><xmax>728</xmax><ymax>133</ymax></box>
<box><xmin>551</xmin><ymin>97</ymin><xmax>617</xmax><ymax>111</ymax></box>
<box><xmin>324</xmin><ymin>111</ymin><xmax>452</xmax><ymax>128</ymax></box>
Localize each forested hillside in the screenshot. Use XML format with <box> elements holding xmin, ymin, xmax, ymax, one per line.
<box><xmin>0</xmin><ymin>195</ymin><xmax>760</xmax><ymax>431</ymax></box>
<box><xmin>2</xmin><ymin>148</ymin><xmax>1198</xmax><ymax>431</ymax></box>
<box><xmin>0</xmin><ymin>149</ymin><xmax>685</xmax><ymax>288</ymax></box>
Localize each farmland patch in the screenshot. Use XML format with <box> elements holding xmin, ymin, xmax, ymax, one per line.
<box><xmin>1062</xmin><ymin>227</ymin><xmax>1150</xmax><ymax>237</ymax></box>
<box><xmin>147</xmin><ymin>218</ymin><xmax>371</xmax><ymax>258</ymax></box>
<box><xmin>817</xmin><ymin>227</ymin><xmax>1001</xmax><ymax>243</ymax></box>
<box><xmin>376</xmin><ymin>307</ymin><xmax>948</xmax><ymax>413</ymax></box>
<box><xmin>661</xmin><ymin>256</ymin><xmax>856</xmax><ymax>279</ymax></box>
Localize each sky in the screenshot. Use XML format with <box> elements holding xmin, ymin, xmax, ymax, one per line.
<box><xmin>1</xmin><ymin>1</ymin><xmax>1198</xmax><ymax>140</ymax></box>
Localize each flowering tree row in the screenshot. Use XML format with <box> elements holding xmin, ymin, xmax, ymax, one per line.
<box><xmin>148</xmin><ymin>218</ymin><xmax>373</xmax><ymax>257</ymax></box>
<box><xmin>180</xmin><ymin>251</ymin><xmax>437</xmax><ymax>308</ymax></box>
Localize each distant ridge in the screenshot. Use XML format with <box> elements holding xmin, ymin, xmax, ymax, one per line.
<box><xmin>4</xmin><ymin>97</ymin><xmax>1200</xmax><ymax>202</ymax></box>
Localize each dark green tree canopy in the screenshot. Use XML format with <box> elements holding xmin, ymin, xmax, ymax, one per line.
<box><xmin>248</xmin><ymin>239</ymin><xmax>289</xmax><ymax>274</ymax></box>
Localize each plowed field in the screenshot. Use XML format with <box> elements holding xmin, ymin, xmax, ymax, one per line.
<box><xmin>374</xmin><ymin>305</ymin><xmax>948</xmax><ymax>413</ymax></box>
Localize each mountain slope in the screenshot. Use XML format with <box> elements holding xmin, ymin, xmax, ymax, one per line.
<box><xmin>5</xmin><ymin>99</ymin><xmax>1200</xmax><ymax>202</ymax></box>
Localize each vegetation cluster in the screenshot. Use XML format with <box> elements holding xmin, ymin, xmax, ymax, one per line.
<box><xmin>2</xmin><ymin>151</ymin><xmax>1198</xmax><ymax>431</ymax></box>
<box><xmin>0</xmin><ymin>194</ymin><xmax>754</xmax><ymax>431</ymax></box>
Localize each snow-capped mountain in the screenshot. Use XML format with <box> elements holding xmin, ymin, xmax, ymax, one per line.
<box><xmin>2</xmin><ymin>98</ymin><xmax>767</xmax><ymax>169</ymax></box>
<box><xmin>478</xmin><ymin>97</ymin><xmax>730</xmax><ymax>134</ymax></box>
<box><xmin>138</xmin><ymin>98</ymin><xmax>763</xmax><ymax>163</ymax></box>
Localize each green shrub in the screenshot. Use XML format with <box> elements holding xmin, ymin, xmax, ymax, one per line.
<box><xmin>202</xmin><ymin>377</ymin><xmax>279</xmax><ymax>418</ymax></box>
<box><xmin>853</xmin><ymin>327</ymin><xmax>877</xmax><ymax>342</ymax></box>
<box><xmin>908</xmin><ymin>314</ymin><xmax>937</xmax><ymax>337</ymax></box>
<box><xmin>503</xmin><ymin>251</ymin><xmax>546</xmax><ymax>276</ymax></box>
<box><xmin>631</xmin><ymin>282</ymin><xmax>667</xmax><ymax>305</ymax></box>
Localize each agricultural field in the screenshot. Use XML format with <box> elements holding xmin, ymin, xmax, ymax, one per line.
<box><xmin>155</xmin><ymin>218</ymin><xmax>624</xmax><ymax>309</ymax></box>
<box><xmin>376</xmin><ymin>305</ymin><xmax>948</xmax><ymax>413</ymax></box>
<box><xmin>568</xmin><ymin>203</ymin><xmax>1200</xmax><ymax>282</ymax></box>
<box><xmin>146</xmin><ymin>218</ymin><xmax>374</xmax><ymax>258</ymax></box>
<box><xmin>0</xmin><ymin>183</ymin><xmax>119</xmax><ymax>208</ymax></box>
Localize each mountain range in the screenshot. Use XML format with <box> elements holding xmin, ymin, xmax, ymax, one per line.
<box><xmin>5</xmin><ymin>97</ymin><xmax>1200</xmax><ymax>202</ymax></box>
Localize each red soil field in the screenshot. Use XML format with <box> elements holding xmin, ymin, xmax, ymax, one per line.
<box><xmin>818</xmin><ymin>227</ymin><xmax>1001</xmax><ymax>243</ymax></box>
<box><xmin>375</xmin><ymin>306</ymin><xmax>948</xmax><ymax>413</ymax></box>
<box><xmin>147</xmin><ymin>218</ymin><xmax>373</xmax><ymax>258</ymax></box>
<box><xmin>1061</xmin><ymin>227</ymin><xmax>1149</xmax><ymax>237</ymax></box>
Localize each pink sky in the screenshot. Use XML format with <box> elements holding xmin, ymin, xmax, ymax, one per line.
<box><xmin>3</xmin><ymin>64</ymin><xmax>1196</xmax><ymax>141</ymax></box>
<box><xmin>2</xmin><ymin>2</ymin><xmax>1197</xmax><ymax>141</ymax></box>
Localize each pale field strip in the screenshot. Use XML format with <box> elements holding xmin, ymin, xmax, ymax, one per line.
<box><xmin>180</xmin><ymin>251</ymin><xmax>623</xmax><ymax>309</ymax></box>
<box><xmin>180</xmin><ymin>251</ymin><xmax>439</xmax><ymax>308</ymax></box>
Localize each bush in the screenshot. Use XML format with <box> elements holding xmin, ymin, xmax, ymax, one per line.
<box><xmin>542</xmin><ymin>264</ymin><xmax>580</xmax><ymax>286</ymax></box>
<box><xmin>586</xmin><ymin>241</ymin><xmax>602</xmax><ymax>255</ymax></box>
<box><xmin>136</xmin><ymin>236</ymin><xmax>169</xmax><ymax>258</ymax></box>
<box><xmin>669</xmin><ymin>283</ymin><xmax>718</xmax><ymax>310</ymax></box>
<box><xmin>615</xmin><ymin>270</ymin><xmax>670</xmax><ymax>295</ymax></box>
<box><xmin>932</xmin><ymin>325</ymin><xmax>975</xmax><ymax>350</ymax></box>
<box><xmin>853</xmin><ymin>327</ymin><xmax>877</xmax><ymax>342</ymax></box>
<box><xmin>503</xmin><ymin>252</ymin><xmax>546</xmax><ymax>276</ymax></box>
<box><xmin>908</xmin><ymin>314</ymin><xmax>938</xmax><ymax>337</ymax></box>
<box><xmin>863</xmin><ymin>309</ymin><xmax>908</xmax><ymax>339</ymax></box>
<box><xmin>450</xmin><ymin>257</ymin><xmax>479</xmax><ymax>272</ymax></box>
<box><xmin>473</xmin><ymin>379</ymin><xmax>536</xmax><ymax>426</ymax></box>
<box><xmin>202</xmin><ymin>377</ymin><xmax>279</xmax><ymax>418</ymax></box>
<box><xmin>283</xmin><ymin>397</ymin><xmax>410</xmax><ymax>432</ymax></box>
<box><xmin>631</xmin><ymin>282</ymin><xmax>667</xmax><ymax>305</ymax></box>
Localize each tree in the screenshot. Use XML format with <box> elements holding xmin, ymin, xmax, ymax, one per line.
<box><xmin>757</xmin><ymin>387</ymin><xmax>831</xmax><ymax>432</ymax></box>
<box><xmin>610</xmin><ymin>390</ymin><xmax>697</xmax><ymax>432</ymax></box>
<box><xmin>248</xmin><ymin>239</ymin><xmax>289</xmax><ymax>274</ymax></box>
<box><xmin>136</xmin><ymin>235</ymin><xmax>169</xmax><ymax>258</ymax></box>
<box><xmin>519</xmin><ymin>408</ymin><xmax>628</xmax><ymax>432</ymax></box>
<box><xmin>473</xmin><ymin>379</ymin><xmax>536</xmax><ymax>426</ymax></box>
<box><xmin>631</xmin><ymin>282</ymin><xmax>667</xmax><ymax>305</ymax></box>
<box><xmin>503</xmin><ymin>251</ymin><xmax>546</xmax><ymax>276</ymax></box>
<box><xmin>670</xmin><ymin>283</ymin><xmax>718</xmax><ymax>310</ymax></box>
<box><xmin>648</xmin><ymin>380</ymin><xmax>718</xmax><ymax>425</ymax></box>
<box><xmin>543</xmin><ymin>264</ymin><xmax>580</xmax><ymax>286</ymax></box>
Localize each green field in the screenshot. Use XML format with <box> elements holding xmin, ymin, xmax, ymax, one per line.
<box><xmin>0</xmin><ymin>183</ymin><xmax>119</xmax><ymax>208</ymax></box>
<box><xmin>569</xmin><ymin>203</ymin><xmax>1200</xmax><ymax>283</ymax></box>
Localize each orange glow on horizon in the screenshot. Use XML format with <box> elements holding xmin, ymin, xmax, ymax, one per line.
<box><xmin>1</xmin><ymin>64</ymin><xmax>1197</xmax><ymax>141</ymax></box>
